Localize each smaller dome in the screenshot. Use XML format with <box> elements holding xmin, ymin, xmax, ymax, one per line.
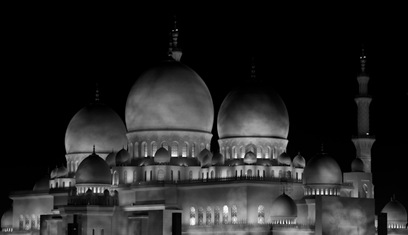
<box><xmin>197</xmin><ymin>149</ymin><xmax>212</xmax><ymax>167</ymax></box>
<box><xmin>293</xmin><ymin>152</ymin><xmax>306</xmax><ymax>168</ymax></box>
<box><xmin>271</xmin><ymin>193</ymin><xmax>297</xmax><ymax>218</ymax></box>
<box><xmin>303</xmin><ymin>151</ymin><xmax>342</xmax><ymax>185</ymax></box>
<box><xmin>381</xmin><ymin>197</ymin><xmax>408</xmax><ymax>224</ymax></box>
<box><xmin>33</xmin><ymin>175</ymin><xmax>50</xmax><ymax>191</ymax></box>
<box><xmin>50</xmin><ymin>166</ymin><xmax>68</xmax><ymax>179</ymax></box>
<box><xmin>243</xmin><ymin>151</ymin><xmax>257</xmax><ymax>164</ymax></box>
<box><xmin>278</xmin><ymin>152</ymin><xmax>291</xmax><ymax>166</ymax></box>
<box><xmin>212</xmin><ymin>152</ymin><xmax>224</xmax><ymax>166</ymax></box>
<box><xmin>1</xmin><ymin>208</ymin><xmax>13</xmax><ymax>228</ymax></box>
<box><xmin>75</xmin><ymin>150</ymin><xmax>111</xmax><ymax>185</ymax></box>
<box><xmin>105</xmin><ymin>151</ymin><xmax>117</xmax><ymax>167</ymax></box>
<box><xmin>154</xmin><ymin>147</ymin><xmax>171</xmax><ymax>164</ymax></box>
<box><xmin>116</xmin><ymin>148</ymin><xmax>130</xmax><ymax>166</ymax></box>
<box><xmin>351</xmin><ymin>158</ymin><xmax>364</xmax><ymax>172</ymax></box>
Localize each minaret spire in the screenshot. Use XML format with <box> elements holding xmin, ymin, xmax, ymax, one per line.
<box><xmin>168</xmin><ymin>15</ymin><xmax>182</xmax><ymax>61</ymax></box>
<box><xmin>352</xmin><ymin>45</ymin><xmax>375</xmax><ymax>173</ymax></box>
<box><xmin>250</xmin><ymin>57</ymin><xmax>256</xmax><ymax>80</ymax></box>
<box><xmin>95</xmin><ymin>82</ymin><xmax>100</xmax><ymax>103</ymax></box>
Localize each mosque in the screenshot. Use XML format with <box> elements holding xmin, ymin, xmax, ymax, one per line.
<box><xmin>1</xmin><ymin>20</ymin><xmax>407</xmax><ymax>235</ymax></box>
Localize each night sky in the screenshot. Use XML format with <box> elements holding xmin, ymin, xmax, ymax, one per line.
<box><xmin>1</xmin><ymin>4</ymin><xmax>407</xmax><ymax>218</ymax></box>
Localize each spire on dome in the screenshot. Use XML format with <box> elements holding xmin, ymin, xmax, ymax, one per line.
<box><xmin>168</xmin><ymin>15</ymin><xmax>182</xmax><ymax>61</ymax></box>
<box><xmin>360</xmin><ymin>45</ymin><xmax>367</xmax><ymax>73</ymax></box>
<box><xmin>251</xmin><ymin>57</ymin><xmax>256</xmax><ymax>79</ymax></box>
<box><xmin>95</xmin><ymin>82</ymin><xmax>100</xmax><ymax>102</ymax></box>
<box><xmin>93</xmin><ymin>145</ymin><xmax>96</xmax><ymax>155</ymax></box>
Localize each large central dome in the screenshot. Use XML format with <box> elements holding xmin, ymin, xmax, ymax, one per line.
<box><xmin>126</xmin><ymin>60</ymin><xmax>214</xmax><ymax>133</ymax></box>
<box><xmin>217</xmin><ymin>83</ymin><xmax>289</xmax><ymax>139</ymax></box>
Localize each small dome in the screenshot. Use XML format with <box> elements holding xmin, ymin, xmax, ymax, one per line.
<box><xmin>1</xmin><ymin>209</ymin><xmax>13</xmax><ymax>228</ymax></box>
<box><xmin>351</xmin><ymin>158</ymin><xmax>364</xmax><ymax>172</ymax></box>
<box><xmin>116</xmin><ymin>148</ymin><xmax>130</xmax><ymax>166</ymax></box>
<box><xmin>271</xmin><ymin>193</ymin><xmax>297</xmax><ymax>218</ymax></box>
<box><xmin>125</xmin><ymin>60</ymin><xmax>214</xmax><ymax>133</ymax></box>
<box><xmin>75</xmin><ymin>150</ymin><xmax>111</xmax><ymax>185</ymax></box>
<box><xmin>33</xmin><ymin>175</ymin><xmax>50</xmax><ymax>191</ymax></box>
<box><xmin>105</xmin><ymin>151</ymin><xmax>117</xmax><ymax>167</ymax></box>
<box><xmin>243</xmin><ymin>151</ymin><xmax>257</xmax><ymax>164</ymax></box>
<box><xmin>50</xmin><ymin>166</ymin><xmax>68</xmax><ymax>179</ymax></box>
<box><xmin>381</xmin><ymin>198</ymin><xmax>407</xmax><ymax>224</ymax></box>
<box><xmin>198</xmin><ymin>149</ymin><xmax>212</xmax><ymax>167</ymax></box>
<box><xmin>293</xmin><ymin>152</ymin><xmax>306</xmax><ymax>168</ymax></box>
<box><xmin>65</xmin><ymin>103</ymin><xmax>128</xmax><ymax>155</ymax></box>
<box><xmin>212</xmin><ymin>152</ymin><xmax>224</xmax><ymax>166</ymax></box>
<box><xmin>303</xmin><ymin>152</ymin><xmax>342</xmax><ymax>185</ymax></box>
<box><xmin>154</xmin><ymin>147</ymin><xmax>170</xmax><ymax>164</ymax></box>
<box><xmin>217</xmin><ymin>82</ymin><xmax>289</xmax><ymax>139</ymax></box>
<box><xmin>278</xmin><ymin>152</ymin><xmax>291</xmax><ymax>166</ymax></box>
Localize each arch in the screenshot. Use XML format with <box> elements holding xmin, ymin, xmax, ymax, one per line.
<box><xmin>150</xmin><ymin>170</ymin><xmax>153</xmax><ymax>181</ymax></box>
<box><xmin>226</xmin><ymin>146</ymin><xmax>230</xmax><ymax>159</ymax></box>
<box><xmin>232</xmin><ymin>146</ymin><xmax>237</xmax><ymax>159</ymax></box>
<box><xmin>231</xmin><ymin>205</ymin><xmax>238</xmax><ymax>224</ymax></box>
<box><xmin>133</xmin><ymin>170</ymin><xmax>137</xmax><ymax>183</ymax></box>
<box><xmin>189</xmin><ymin>171</ymin><xmax>193</xmax><ymax>180</ymax></box>
<box><xmin>62</xmin><ymin>181</ymin><xmax>65</xmax><ymax>188</ymax></box>
<box><xmin>256</xmin><ymin>146</ymin><xmax>262</xmax><ymax>158</ymax></box>
<box><xmin>178</xmin><ymin>170</ymin><xmax>181</xmax><ymax>181</ymax></box>
<box><xmin>124</xmin><ymin>170</ymin><xmax>127</xmax><ymax>184</ymax></box>
<box><xmin>206</xmin><ymin>207</ymin><xmax>212</xmax><ymax>225</ymax></box>
<box><xmin>286</xmin><ymin>170</ymin><xmax>291</xmax><ymax>179</ymax></box>
<box><xmin>192</xmin><ymin>143</ymin><xmax>196</xmax><ymax>157</ymax></box>
<box><xmin>171</xmin><ymin>141</ymin><xmax>179</xmax><ymax>157</ymax></box>
<box><xmin>267</xmin><ymin>146</ymin><xmax>271</xmax><ymax>159</ymax></box>
<box><xmin>182</xmin><ymin>142</ymin><xmax>189</xmax><ymax>157</ymax></box>
<box><xmin>141</xmin><ymin>142</ymin><xmax>148</xmax><ymax>157</ymax></box>
<box><xmin>210</xmin><ymin>170</ymin><xmax>214</xmax><ymax>179</ymax></box>
<box><xmin>151</xmin><ymin>141</ymin><xmax>158</xmax><ymax>156</ymax></box>
<box><xmin>214</xmin><ymin>207</ymin><xmax>220</xmax><ymax>225</ymax></box>
<box><xmin>198</xmin><ymin>207</ymin><xmax>204</xmax><ymax>225</ymax></box>
<box><xmin>258</xmin><ymin>205</ymin><xmax>265</xmax><ymax>224</ymax></box>
<box><xmin>296</xmin><ymin>172</ymin><xmax>298</xmax><ymax>180</ymax></box>
<box><xmin>200</xmin><ymin>143</ymin><xmax>205</xmax><ymax>151</ymax></box>
<box><xmin>222</xmin><ymin>205</ymin><xmax>229</xmax><ymax>224</ymax></box>
<box><xmin>190</xmin><ymin>207</ymin><xmax>196</xmax><ymax>225</ymax></box>
<box><xmin>271</xmin><ymin>169</ymin><xmax>275</xmax><ymax>178</ymax></box>
<box><xmin>279</xmin><ymin>170</ymin><xmax>283</xmax><ymax>178</ymax></box>
<box><xmin>247</xmin><ymin>169</ymin><xmax>252</xmax><ymax>177</ymax></box>
<box><xmin>157</xmin><ymin>169</ymin><xmax>165</xmax><ymax>181</ymax></box>
<box><xmin>134</xmin><ymin>142</ymin><xmax>139</xmax><ymax>158</ymax></box>
<box><xmin>240</xmin><ymin>146</ymin><xmax>245</xmax><ymax>158</ymax></box>
<box><xmin>171</xmin><ymin>170</ymin><xmax>174</xmax><ymax>181</ymax></box>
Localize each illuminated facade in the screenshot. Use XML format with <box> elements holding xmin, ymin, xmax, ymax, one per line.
<box><xmin>1</xmin><ymin>22</ymin><xmax>407</xmax><ymax>235</ymax></box>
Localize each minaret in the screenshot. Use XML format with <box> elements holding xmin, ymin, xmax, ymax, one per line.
<box><xmin>352</xmin><ymin>47</ymin><xmax>375</xmax><ymax>173</ymax></box>
<box><xmin>168</xmin><ymin>16</ymin><xmax>182</xmax><ymax>61</ymax></box>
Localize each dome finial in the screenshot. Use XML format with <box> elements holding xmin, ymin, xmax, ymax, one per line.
<box><xmin>360</xmin><ymin>45</ymin><xmax>367</xmax><ymax>73</ymax></box>
<box><xmin>250</xmin><ymin>57</ymin><xmax>256</xmax><ymax>80</ymax></box>
<box><xmin>168</xmin><ymin>15</ymin><xmax>182</xmax><ymax>61</ymax></box>
<box><xmin>95</xmin><ymin>82</ymin><xmax>100</xmax><ymax>103</ymax></box>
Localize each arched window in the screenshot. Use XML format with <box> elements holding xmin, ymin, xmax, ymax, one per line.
<box><xmin>124</xmin><ymin>170</ymin><xmax>127</xmax><ymax>184</ymax></box>
<box><xmin>256</xmin><ymin>147</ymin><xmax>262</xmax><ymax>158</ymax></box>
<box><xmin>150</xmin><ymin>171</ymin><xmax>153</xmax><ymax>181</ymax></box>
<box><xmin>24</xmin><ymin>215</ymin><xmax>30</xmax><ymax>230</ymax></box>
<box><xmin>226</xmin><ymin>147</ymin><xmax>230</xmax><ymax>159</ymax></box>
<box><xmin>222</xmin><ymin>205</ymin><xmax>229</xmax><ymax>224</ymax></box>
<box><xmin>192</xmin><ymin>143</ymin><xmax>196</xmax><ymax>157</ymax></box>
<box><xmin>296</xmin><ymin>172</ymin><xmax>299</xmax><ymax>180</ymax></box>
<box><xmin>171</xmin><ymin>142</ymin><xmax>178</xmax><ymax>157</ymax></box>
<box><xmin>266</xmin><ymin>147</ymin><xmax>271</xmax><ymax>159</ymax></box>
<box><xmin>206</xmin><ymin>207</ymin><xmax>212</xmax><ymax>225</ymax></box>
<box><xmin>279</xmin><ymin>170</ymin><xmax>283</xmax><ymax>178</ymax></box>
<box><xmin>142</xmin><ymin>142</ymin><xmax>147</xmax><ymax>157</ymax></box>
<box><xmin>247</xmin><ymin>169</ymin><xmax>252</xmax><ymax>177</ymax></box>
<box><xmin>210</xmin><ymin>170</ymin><xmax>214</xmax><ymax>179</ymax></box>
<box><xmin>178</xmin><ymin>171</ymin><xmax>181</xmax><ymax>181</ymax></box>
<box><xmin>31</xmin><ymin>215</ymin><xmax>36</xmax><ymax>230</ymax></box>
<box><xmin>240</xmin><ymin>146</ymin><xmax>245</xmax><ymax>158</ymax></box>
<box><xmin>271</xmin><ymin>170</ymin><xmax>275</xmax><ymax>178</ymax></box>
<box><xmin>171</xmin><ymin>170</ymin><xmax>173</xmax><ymax>181</ymax></box>
<box><xmin>286</xmin><ymin>171</ymin><xmax>291</xmax><ymax>179</ymax></box>
<box><xmin>198</xmin><ymin>207</ymin><xmax>204</xmax><ymax>225</ymax></box>
<box><xmin>155</xmin><ymin>169</ymin><xmax>163</xmax><ymax>181</ymax></box>
<box><xmin>231</xmin><ymin>205</ymin><xmax>238</xmax><ymax>224</ymax></box>
<box><xmin>19</xmin><ymin>215</ymin><xmax>24</xmax><ymax>230</ymax></box>
<box><xmin>151</xmin><ymin>142</ymin><xmax>158</xmax><ymax>156</ymax></box>
<box><xmin>134</xmin><ymin>142</ymin><xmax>139</xmax><ymax>158</ymax></box>
<box><xmin>263</xmin><ymin>170</ymin><xmax>266</xmax><ymax>178</ymax></box>
<box><xmin>189</xmin><ymin>171</ymin><xmax>193</xmax><ymax>180</ymax></box>
<box><xmin>214</xmin><ymin>207</ymin><xmax>220</xmax><ymax>225</ymax></box>
<box><xmin>232</xmin><ymin>146</ymin><xmax>237</xmax><ymax>159</ymax></box>
<box><xmin>56</xmin><ymin>182</ymin><xmax>58</xmax><ymax>188</ymax></box>
<box><xmin>258</xmin><ymin>205</ymin><xmax>265</xmax><ymax>224</ymax></box>
<box><xmin>144</xmin><ymin>171</ymin><xmax>147</xmax><ymax>181</ymax></box>
<box><xmin>182</xmin><ymin>142</ymin><xmax>188</xmax><ymax>157</ymax></box>
<box><xmin>62</xmin><ymin>181</ymin><xmax>65</xmax><ymax>188</ymax></box>
<box><xmin>133</xmin><ymin>170</ymin><xmax>137</xmax><ymax>183</ymax></box>
<box><xmin>240</xmin><ymin>169</ymin><xmax>243</xmax><ymax>177</ymax></box>
<box><xmin>190</xmin><ymin>207</ymin><xmax>196</xmax><ymax>225</ymax></box>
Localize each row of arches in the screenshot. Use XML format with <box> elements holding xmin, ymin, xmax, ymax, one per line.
<box><xmin>189</xmin><ymin>205</ymin><xmax>267</xmax><ymax>225</ymax></box>
<box><xmin>68</xmin><ymin>160</ymin><xmax>80</xmax><ymax>172</ymax></box>
<box><xmin>19</xmin><ymin>214</ymin><xmax>40</xmax><ymax>231</ymax></box>
<box><xmin>129</xmin><ymin>141</ymin><xmax>210</xmax><ymax>158</ymax></box>
<box><xmin>304</xmin><ymin>188</ymin><xmax>340</xmax><ymax>196</ymax></box>
<box><xmin>50</xmin><ymin>180</ymin><xmax>72</xmax><ymax>189</ymax></box>
<box><xmin>220</xmin><ymin>145</ymin><xmax>286</xmax><ymax>160</ymax></box>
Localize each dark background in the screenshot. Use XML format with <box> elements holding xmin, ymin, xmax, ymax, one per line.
<box><xmin>1</xmin><ymin>3</ymin><xmax>407</xmax><ymax>218</ymax></box>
